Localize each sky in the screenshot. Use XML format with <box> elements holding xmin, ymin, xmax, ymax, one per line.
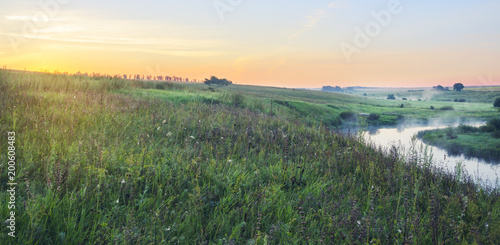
<box><xmin>1</xmin><ymin>0</ymin><xmax>499</xmax><ymax>88</ymax></box>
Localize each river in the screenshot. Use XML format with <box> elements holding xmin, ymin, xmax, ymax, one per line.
<box><xmin>360</xmin><ymin>123</ymin><xmax>500</xmax><ymax>188</ymax></box>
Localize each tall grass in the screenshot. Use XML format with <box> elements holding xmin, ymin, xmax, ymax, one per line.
<box><xmin>1</xmin><ymin>70</ymin><xmax>499</xmax><ymax>244</ymax></box>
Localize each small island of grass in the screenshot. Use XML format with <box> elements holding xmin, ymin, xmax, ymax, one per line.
<box><xmin>417</xmin><ymin>118</ymin><xmax>500</xmax><ymax>162</ymax></box>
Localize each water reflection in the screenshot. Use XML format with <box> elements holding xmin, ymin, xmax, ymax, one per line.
<box><xmin>361</xmin><ymin>123</ymin><xmax>499</xmax><ymax>188</ymax></box>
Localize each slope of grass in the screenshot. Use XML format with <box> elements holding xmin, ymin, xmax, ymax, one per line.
<box><xmin>1</xmin><ymin>70</ymin><xmax>500</xmax><ymax>244</ymax></box>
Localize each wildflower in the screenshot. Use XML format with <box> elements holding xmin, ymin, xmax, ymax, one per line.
<box><xmin>116</xmin><ymin>199</ymin><xmax>119</xmax><ymax>204</ymax></box>
<box><xmin>228</xmin><ymin>159</ymin><xmax>232</xmax><ymax>163</ymax></box>
<box><xmin>162</xmin><ymin>120</ymin><xmax>167</xmax><ymax>124</ymax></box>
<box><xmin>166</xmin><ymin>226</ymin><xmax>171</xmax><ymax>231</ymax></box>
<box><xmin>189</xmin><ymin>136</ymin><xmax>195</xmax><ymax>139</ymax></box>
<box><xmin>157</xmin><ymin>126</ymin><xmax>161</xmax><ymax>131</ymax></box>
<box><xmin>166</xmin><ymin>132</ymin><xmax>172</xmax><ymax>137</ymax></box>
<box><xmin>97</xmin><ymin>184</ymin><xmax>100</xmax><ymax>188</ymax></box>
<box><xmin>357</xmin><ymin>221</ymin><xmax>361</xmax><ymax>226</ymax></box>
<box><xmin>121</xmin><ymin>179</ymin><xmax>126</xmax><ymax>184</ymax></box>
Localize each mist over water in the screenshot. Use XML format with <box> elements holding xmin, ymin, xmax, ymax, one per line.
<box><xmin>359</xmin><ymin>121</ymin><xmax>500</xmax><ymax>188</ymax></box>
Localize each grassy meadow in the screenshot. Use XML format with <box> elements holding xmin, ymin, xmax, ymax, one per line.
<box><xmin>1</xmin><ymin>70</ymin><xmax>500</xmax><ymax>244</ymax></box>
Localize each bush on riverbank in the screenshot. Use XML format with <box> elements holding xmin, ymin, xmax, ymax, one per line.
<box><xmin>417</xmin><ymin>118</ymin><xmax>500</xmax><ymax>162</ymax></box>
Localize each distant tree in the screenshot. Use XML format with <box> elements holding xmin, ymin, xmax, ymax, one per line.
<box><xmin>494</xmin><ymin>97</ymin><xmax>500</xmax><ymax>107</ymax></box>
<box><xmin>453</xmin><ymin>83</ymin><xmax>464</xmax><ymax>91</ymax></box>
<box><xmin>433</xmin><ymin>85</ymin><xmax>446</xmax><ymax>91</ymax></box>
<box><xmin>204</xmin><ymin>76</ymin><xmax>232</xmax><ymax>86</ymax></box>
<box><xmin>387</xmin><ymin>94</ymin><xmax>396</xmax><ymax>100</ymax></box>
<box><xmin>322</xmin><ymin>86</ymin><xmax>343</xmax><ymax>92</ymax></box>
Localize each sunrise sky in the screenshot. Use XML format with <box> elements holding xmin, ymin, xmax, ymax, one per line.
<box><xmin>1</xmin><ymin>0</ymin><xmax>499</xmax><ymax>88</ymax></box>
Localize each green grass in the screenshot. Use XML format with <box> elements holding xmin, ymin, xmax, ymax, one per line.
<box><xmin>1</xmin><ymin>70</ymin><xmax>500</xmax><ymax>244</ymax></box>
<box><xmin>417</xmin><ymin>124</ymin><xmax>500</xmax><ymax>162</ymax></box>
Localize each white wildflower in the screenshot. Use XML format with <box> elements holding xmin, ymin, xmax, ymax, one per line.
<box><xmin>166</xmin><ymin>132</ymin><xmax>172</xmax><ymax>137</ymax></box>
<box><xmin>157</xmin><ymin>126</ymin><xmax>161</xmax><ymax>131</ymax></box>
<box><xmin>162</xmin><ymin>120</ymin><xmax>167</xmax><ymax>124</ymax></box>
<box><xmin>357</xmin><ymin>221</ymin><xmax>361</xmax><ymax>226</ymax></box>
<box><xmin>121</xmin><ymin>179</ymin><xmax>126</xmax><ymax>184</ymax></box>
<box><xmin>228</xmin><ymin>159</ymin><xmax>232</xmax><ymax>163</ymax></box>
<box><xmin>116</xmin><ymin>199</ymin><xmax>119</xmax><ymax>204</ymax></box>
<box><xmin>189</xmin><ymin>136</ymin><xmax>195</xmax><ymax>139</ymax></box>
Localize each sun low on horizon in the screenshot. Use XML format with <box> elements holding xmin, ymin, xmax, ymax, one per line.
<box><xmin>1</xmin><ymin>0</ymin><xmax>499</xmax><ymax>88</ymax></box>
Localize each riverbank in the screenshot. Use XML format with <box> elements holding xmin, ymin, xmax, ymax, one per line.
<box><xmin>417</xmin><ymin>121</ymin><xmax>500</xmax><ymax>163</ymax></box>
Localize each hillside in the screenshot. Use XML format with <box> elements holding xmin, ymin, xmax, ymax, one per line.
<box><xmin>1</xmin><ymin>70</ymin><xmax>499</xmax><ymax>244</ymax></box>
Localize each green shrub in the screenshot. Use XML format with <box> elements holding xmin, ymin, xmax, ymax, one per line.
<box><xmin>367</xmin><ymin>113</ymin><xmax>380</xmax><ymax>121</ymax></box>
<box><xmin>231</xmin><ymin>92</ymin><xmax>245</xmax><ymax>107</ymax></box>
<box><xmin>440</xmin><ymin>106</ymin><xmax>454</xmax><ymax>110</ymax></box>
<box><xmin>445</xmin><ymin>127</ymin><xmax>457</xmax><ymax>139</ymax></box>
<box><xmin>494</xmin><ymin>97</ymin><xmax>500</xmax><ymax>107</ymax></box>
<box><xmin>492</xmin><ymin>130</ymin><xmax>500</xmax><ymax>139</ymax></box>
<box><xmin>155</xmin><ymin>82</ymin><xmax>167</xmax><ymax>90</ymax></box>
<box><xmin>486</xmin><ymin>117</ymin><xmax>500</xmax><ymax>131</ymax></box>
<box><xmin>457</xmin><ymin>124</ymin><xmax>478</xmax><ymax>134</ymax></box>
<box><xmin>339</xmin><ymin>111</ymin><xmax>357</xmax><ymax>122</ymax></box>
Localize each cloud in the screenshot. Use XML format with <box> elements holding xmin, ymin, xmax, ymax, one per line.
<box><xmin>288</xmin><ymin>10</ymin><xmax>326</xmax><ymax>39</ymax></box>
<box><xmin>328</xmin><ymin>0</ymin><xmax>348</xmax><ymax>9</ymax></box>
<box><xmin>287</xmin><ymin>0</ymin><xmax>348</xmax><ymax>39</ymax></box>
<box><xmin>0</xmin><ymin>12</ymin><xmax>228</xmax><ymax>57</ymax></box>
<box><xmin>4</xmin><ymin>16</ymin><xmax>31</xmax><ymax>21</ymax></box>
<box><xmin>304</xmin><ymin>10</ymin><xmax>326</xmax><ymax>28</ymax></box>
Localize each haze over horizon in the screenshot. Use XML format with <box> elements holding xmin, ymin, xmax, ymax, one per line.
<box><xmin>1</xmin><ymin>0</ymin><xmax>499</xmax><ymax>88</ymax></box>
